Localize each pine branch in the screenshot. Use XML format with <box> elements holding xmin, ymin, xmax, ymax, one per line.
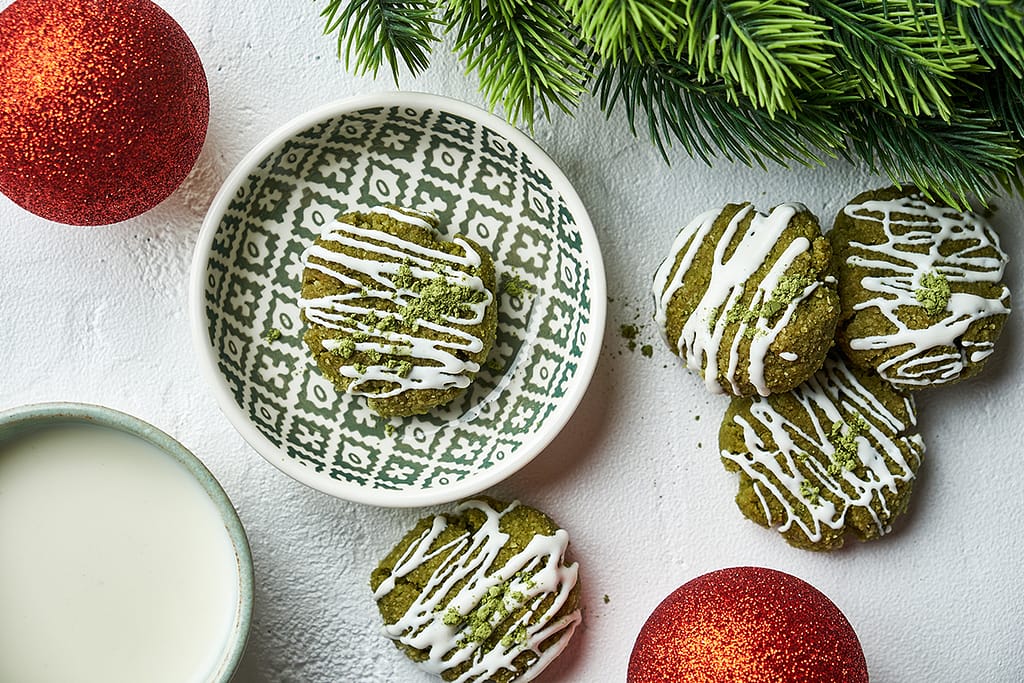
<box><xmin>844</xmin><ymin>103</ymin><xmax>1022</xmax><ymax>205</ymax></box>
<box><xmin>594</xmin><ymin>58</ymin><xmax>850</xmax><ymax>167</ymax></box>
<box><xmin>982</xmin><ymin>70</ymin><xmax>1024</xmax><ymax>139</ymax></box>
<box><xmin>442</xmin><ymin>0</ymin><xmax>593</xmax><ymax>125</ymax></box>
<box><xmin>322</xmin><ymin>0</ymin><xmax>439</xmax><ymax>82</ymax></box>
<box><xmin>321</xmin><ymin>0</ymin><xmax>1024</xmax><ymax>203</ymax></box>
<box><xmin>677</xmin><ymin>0</ymin><xmax>837</xmax><ymax>115</ymax></box>
<box><xmin>810</xmin><ymin>0</ymin><xmax>979</xmax><ymax>120</ymax></box>
<box><xmin>563</xmin><ymin>0</ymin><xmax>686</xmax><ymax>59</ymax></box>
<box><xmin>946</xmin><ymin>0</ymin><xmax>1024</xmax><ymax>77</ymax></box>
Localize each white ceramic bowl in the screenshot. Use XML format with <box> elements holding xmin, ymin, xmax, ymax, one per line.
<box><xmin>0</xmin><ymin>402</ymin><xmax>253</xmax><ymax>683</ymax></box>
<box><xmin>190</xmin><ymin>92</ymin><xmax>606</xmax><ymax>507</ymax></box>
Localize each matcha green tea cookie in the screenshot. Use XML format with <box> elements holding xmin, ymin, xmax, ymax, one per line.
<box><xmin>653</xmin><ymin>202</ymin><xmax>839</xmax><ymax>396</ymax></box>
<box><xmin>299</xmin><ymin>206</ymin><xmax>498</xmax><ymax>417</ymax></box>
<box><xmin>370</xmin><ymin>498</ymin><xmax>582</xmax><ymax>682</ymax></box>
<box><xmin>831</xmin><ymin>186</ymin><xmax>1011</xmax><ymax>389</ymax></box>
<box><xmin>719</xmin><ymin>353</ymin><xmax>925</xmax><ymax>551</ymax></box>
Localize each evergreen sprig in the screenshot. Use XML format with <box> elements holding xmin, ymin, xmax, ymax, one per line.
<box><xmin>442</xmin><ymin>0</ymin><xmax>593</xmax><ymax>123</ymax></box>
<box><xmin>845</xmin><ymin>103</ymin><xmax>1022</xmax><ymax>204</ymax></box>
<box><xmin>322</xmin><ymin>0</ymin><xmax>1024</xmax><ymax>203</ymax></box>
<box><xmin>564</xmin><ymin>0</ymin><xmax>685</xmax><ymax>59</ymax></box>
<box><xmin>678</xmin><ymin>0</ymin><xmax>836</xmax><ymax>115</ymax></box>
<box><xmin>948</xmin><ymin>0</ymin><xmax>1024</xmax><ymax>76</ymax></box>
<box><xmin>322</xmin><ymin>0</ymin><xmax>438</xmax><ymax>81</ymax></box>
<box><xmin>594</xmin><ymin>58</ymin><xmax>849</xmax><ymax>167</ymax></box>
<box><xmin>812</xmin><ymin>0</ymin><xmax>978</xmax><ymax>120</ymax></box>
<box><xmin>983</xmin><ymin>72</ymin><xmax>1024</xmax><ymax>140</ymax></box>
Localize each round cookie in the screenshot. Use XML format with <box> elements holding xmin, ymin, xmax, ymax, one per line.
<box><xmin>719</xmin><ymin>352</ymin><xmax>925</xmax><ymax>551</ymax></box>
<box><xmin>653</xmin><ymin>202</ymin><xmax>839</xmax><ymax>397</ymax></box>
<box><xmin>299</xmin><ymin>205</ymin><xmax>498</xmax><ymax>417</ymax></box>
<box><xmin>370</xmin><ymin>498</ymin><xmax>582</xmax><ymax>682</ymax></box>
<box><xmin>830</xmin><ymin>186</ymin><xmax>1012</xmax><ymax>389</ymax></box>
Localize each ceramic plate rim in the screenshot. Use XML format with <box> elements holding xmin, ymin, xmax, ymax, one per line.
<box><xmin>189</xmin><ymin>91</ymin><xmax>607</xmax><ymax>507</ymax></box>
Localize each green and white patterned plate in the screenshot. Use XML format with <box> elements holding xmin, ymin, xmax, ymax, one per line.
<box><xmin>189</xmin><ymin>93</ymin><xmax>606</xmax><ymax>507</ymax></box>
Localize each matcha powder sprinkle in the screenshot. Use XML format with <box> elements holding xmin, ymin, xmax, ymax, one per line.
<box><xmin>915</xmin><ymin>271</ymin><xmax>951</xmax><ymax>316</ymax></box>
<box><xmin>827</xmin><ymin>418</ymin><xmax>866</xmax><ymax>475</ymax></box>
<box><xmin>400</xmin><ymin>273</ymin><xmax>485</xmax><ymax>325</ymax></box>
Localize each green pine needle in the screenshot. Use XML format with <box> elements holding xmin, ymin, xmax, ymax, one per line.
<box><xmin>594</xmin><ymin>58</ymin><xmax>849</xmax><ymax>167</ymax></box>
<box><xmin>678</xmin><ymin>0</ymin><xmax>837</xmax><ymax>115</ymax></box>
<box><xmin>982</xmin><ymin>71</ymin><xmax>1024</xmax><ymax>139</ymax></box>
<box><xmin>845</xmin><ymin>103</ymin><xmax>1023</xmax><ymax>206</ymax></box>
<box><xmin>949</xmin><ymin>0</ymin><xmax>1024</xmax><ymax>77</ymax></box>
<box><xmin>322</xmin><ymin>0</ymin><xmax>1024</xmax><ymax>204</ymax></box>
<box><xmin>812</xmin><ymin>0</ymin><xmax>979</xmax><ymax>120</ymax></box>
<box><xmin>322</xmin><ymin>0</ymin><xmax>439</xmax><ymax>82</ymax></box>
<box><xmin>442</xmin><ymin>0</ymin><xmax>593</xmax><ymax>125</ymax></box>
<box><xmin>564</xmin><ymin>0</ymin><xmax>686</xmax><ymax>58</ymax></box>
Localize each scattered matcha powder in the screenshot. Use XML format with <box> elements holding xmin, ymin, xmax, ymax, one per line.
<box><xmin>503</xmin><ymin>272</ymin><xmax>535</xmax><ymax>297</ymax></box>
<box><xmin>330</xmin><ymin>263</ymin><xmax>486</xmax><ymax>380</ymax></box>
<box><xmin>400</xmin><ymin>273</ymin><xmax>485</xmax><ymax>325</ymax></box>
<box><xmin>706</xmin><ymin>305</ymin><xmax>721</xmax><ymax>333</ymax></box>
<box><xmin>443</xmin><ymin>574</ymin><xmax>536</xmax><ymax>649</ymax></box>
<box><xmin>263</xmin><ymin>328</ymin><xmax>282</xmax><ymax>342</ymax></box>
<box><xmin>330</xmin><ymin>337</ymin><xmax>356</xmax><ymax>359</ymax></box>
<box><xmin>827</xmin><ymin>417</ymin><xmax>867</xmax><ymax>475</ymax></box>
<box><xmin>915</xmin><ymin>271</ymin><xmax>951</xmax><ymax>316</ymax></box>
<box><xmin>641</xmin><ymin>344</ymin><xmax>653</xmax><ymax>357</ymax></box>
<box><xmin>725</xmin><ymin>305</ymin><xmax>759</xmax><ymax>328</ymax></box>
<box><xmin>381</xmin><ymin>357</ymin><xmax>413</xmax><ymax>378</ymax></box>
<box><xmin>500</xmin><ymin>624</ymin><xmax>529</xmax><ymax>648</ymax></box>
<box><xmin>393</xmin><ymin>261</ymin><xmax>415</xmax><ymax>289</ymax></box>
<box><xmin>762</xmin><ymin>274</ymin><xmax>814</xmax><ymax>319</ymax></box>
<box><xmin>800</xmin><ymin>480</ymin><xmax>822</xmax><ymax>504</ymax></box>
<box><xmin>724</xmin><ymin>274</ymin><xmax>815</xmax><ymax>337</ymax></box>
<box><xmin>603</xmin><ymin>594</ymin><xmax>610</xmax><ymax>604</ymax></box>
<box><xmin>620</xmin><ymin>323</ymin><xmax>639</xmax><ymax>352</ymax></box>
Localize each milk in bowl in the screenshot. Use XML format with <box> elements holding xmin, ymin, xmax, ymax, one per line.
<box><xmin>0</xmin><ymin>405</ymin><xmax>251</xmax><ymax>683</ymax></box>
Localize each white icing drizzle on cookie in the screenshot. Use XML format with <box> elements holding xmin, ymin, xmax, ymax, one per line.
<box><xmin>299</xmin><ymin>206</ymin><xmax>494</xmax><ymax>398</ymax></box>
<box><xmin>372</xmin><ymin>500</ymin><xmax>581</xmax><ymax>683</ymax></box>
<box><xmin>722</xmin><ymin>355</ymin><xmax>924</xmax><ymax>544</ymax></box>
<box><xmin>841</xmin><ymin>194</ymin><xmax>1011</xmax><ymax>387</ymax></box>
<box><xmin>653</xmin><ymin>203</ymin><xmax>829</xmax><ymax>396</ymax></box>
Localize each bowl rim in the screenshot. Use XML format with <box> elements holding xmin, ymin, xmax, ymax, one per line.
<box><xmin>0</xmin><ymin>401</ymin><xmax>254</xmax><ymax>682</ymax></box>
<box><xmin>188</xmin><ymin>90</ymin><xmax>607</xmax><ymax>508</ymax></box>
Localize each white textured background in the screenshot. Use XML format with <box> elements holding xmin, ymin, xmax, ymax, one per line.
<box><xmin>2</xmin><ymin>1</ymin><xmax>1023</xmax><ymax>681</ymax></box>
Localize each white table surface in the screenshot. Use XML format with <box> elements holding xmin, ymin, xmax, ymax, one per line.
<box><xmin>2</xmin><ymin>2</ymin><xmax>1023</xmax><ymax>681</ymax></box>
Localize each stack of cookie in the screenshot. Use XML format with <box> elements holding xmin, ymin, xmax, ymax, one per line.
<box><xmin>653</xmin><ymin>186</ymin><xmax>1012</xmax><ymax>551</ymax></box>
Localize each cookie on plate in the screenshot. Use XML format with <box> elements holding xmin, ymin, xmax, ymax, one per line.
<box><xmin>299</xmin><ymin>205</ymin><xmax>498</xmax><ymax>417</ymax></box>
<box><xmin>653</xmin><ymin>202</ymin><xmax>839</xmax><ymax>397</ymax></box>
<box><xmin>830</xmin><ymin>186</ymin><xmax>1011</xmax><ymax>389</ymax></box>
<box><xmin>719</xmin><ymin>352</ymin><xmax>925</xmax><ymax>551</ymax></box>
<box><xmin>370</xmin><ymin>498</ymin><xmax>582</xmax><ymax>682</ymax></box>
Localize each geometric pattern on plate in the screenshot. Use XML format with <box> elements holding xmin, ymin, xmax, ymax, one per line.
<box><xmin>198</xmin><ymin>105</ymin><xmax>594</xmax><ymax>494</ymax></box>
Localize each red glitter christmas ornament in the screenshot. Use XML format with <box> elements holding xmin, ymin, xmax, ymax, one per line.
<box><xmin>628</xmin><ymin>567</ymin><xmax>869</xmax><ymax>682</ymax></box>
<box><xmin>0</xmin><ymin>0</ymin><xmax>209</xmax><ymax>225</ymax></box>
